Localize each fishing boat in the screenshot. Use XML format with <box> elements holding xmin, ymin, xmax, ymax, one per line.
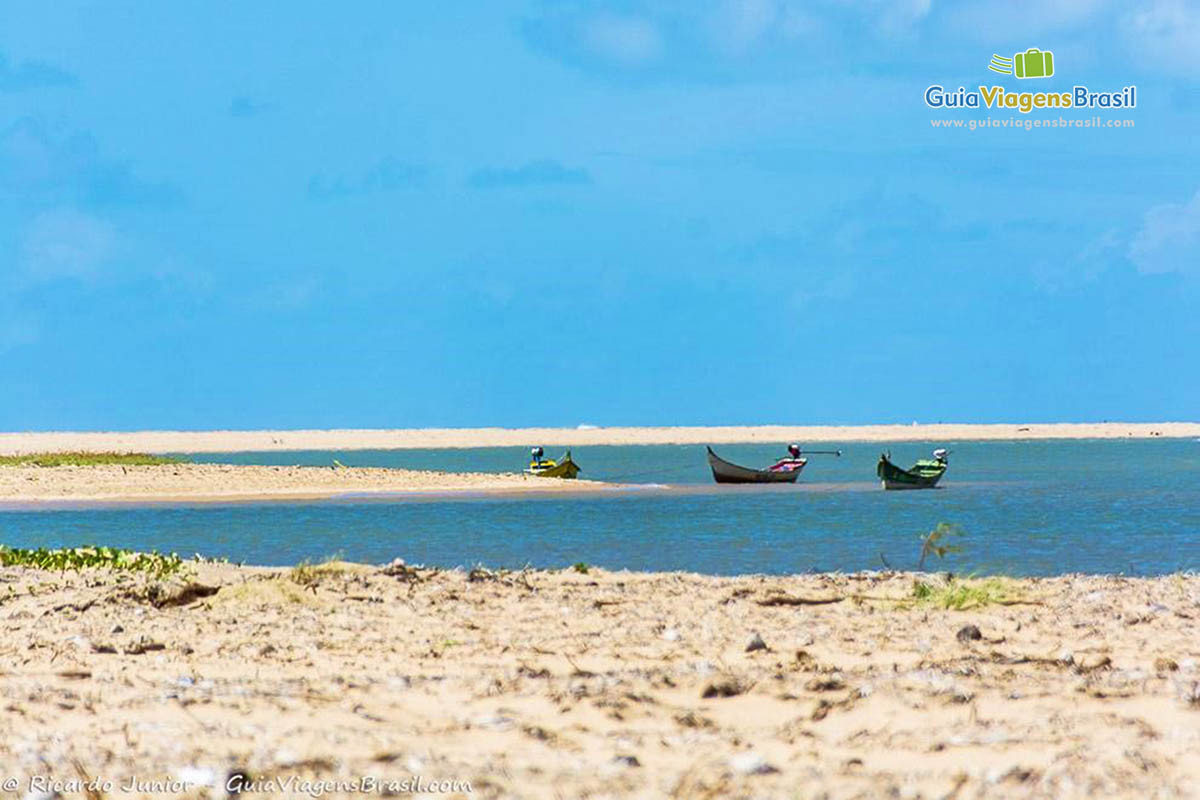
<box><xmin>877</xmin><ymin>449</ymin><xmax>948</xmax><ymax>490</ymax></box>
<box><xmin>706</xmin><ymin>445</ymin><xmax>806</xmax><ymax>484</ymax></box>
<box><xmin>524</xmin><ymin>447</ymin><xmax>581</xmax><ymax>479</ymax></box>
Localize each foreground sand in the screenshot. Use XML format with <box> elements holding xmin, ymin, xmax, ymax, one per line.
<box><xmin>1</xmin><ymin>564</ymin><xmax>1196</xmax><ymax>799</ymax></box>
<box><xmin>0</xmin><ymin>463</ymin><xmax>609</xmax><ymax>504</ymax></box>
<box><xmin>1</xmin><ymin>421</ymin><xmax>1198</xmax><ymax>455</ymax></box>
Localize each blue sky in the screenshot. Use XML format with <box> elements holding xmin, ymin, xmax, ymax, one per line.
<box><xmin>2</xmin><ymin>1</ymin><xmax>1198</xmax><ymax>430</ymax></box>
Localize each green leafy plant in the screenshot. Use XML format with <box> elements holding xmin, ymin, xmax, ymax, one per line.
<box><xmin>0</xmin><ymin>545</ymin><xmax>185</xmax><ymax>578</ymax></box>
<box><xmin>0</xmin><ymin>452</ymin><xmax>182</xmax><ymax>467</ymax></box>
<box><xmin>918</xmin><ymin>523</ymin><xmax>964</xmax><ymax>570</ymax></box>
<box><xmin>571</xmin><ymin>562</ymin><xmax>590</xmax><ymax>574</ymax></box>
<box><xmin>910</xmin><ymin>576</ymin><xmax>1014</xmax><ymax>610</ymax></box>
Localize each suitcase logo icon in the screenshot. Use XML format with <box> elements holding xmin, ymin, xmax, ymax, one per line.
<box><xmin>988</xmin><ymin>48</ymin><xmax>1055</xmax><ymax>79</ymax></box>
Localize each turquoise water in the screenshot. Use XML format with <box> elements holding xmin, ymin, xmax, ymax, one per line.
<box><xmin>1</xmin><ymin>440</ymin><xmax>1197</xmax><ymax>575</ymax></box>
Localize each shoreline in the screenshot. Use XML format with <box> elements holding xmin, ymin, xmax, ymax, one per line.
<box><xmin>2</xmin><ymin>562</ymin><xmax>1196</xmax><ymax>798</ymax></box>
<box><xmin>0</xmin><ymin>484</ymin><xmax>657</xmax><ymax>510</ymax></box>
<box><xmin>1</xmin><ymin>421</ymin><xmax>1197</xmax><ymax>454</ymax></box>
<box><xmin>0</xmin><ymin>462</ymin><xmax>620</xmax><ymax>505</ymax></box>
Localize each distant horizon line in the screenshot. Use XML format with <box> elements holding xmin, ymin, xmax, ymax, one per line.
<box><xmin>2</xmin><ymin>420</ymin><xmax>1199</xmax><ymax>434</ymax></box>
<box><xmin>1</xmin><ymin>422</ymin><xmax>1197</xmax><ymax>455</ymax></box>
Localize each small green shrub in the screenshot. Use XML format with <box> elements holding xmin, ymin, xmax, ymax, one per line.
<box><xmin>911</xmin><ymin>576</ymin><xmax>1013</xmax><ymax>610</ymax></box>
<box><xmin>291</xmin><ymin>555</ymin><xmax>346</xmax><ymax>589</ymax></box>
<box><xmin>571</xmin><ymin>562</ymin><xmax>590</xmax><ymax>574</ymax></box>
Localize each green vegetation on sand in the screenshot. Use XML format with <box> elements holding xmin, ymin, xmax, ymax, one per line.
<box><xmin>910</xmin><ymin>576</ymin><xmax>1017</xmax><ymax>610</ymax></box>
<box><xmin>0</xmin><ymin>545</ymin><xmax>185</xmax><ymax>578</ymax></box>
<box><xmin>0</xmin><ymin>451</ymin><xmax>182</xmax><ymax>467</ymax></box>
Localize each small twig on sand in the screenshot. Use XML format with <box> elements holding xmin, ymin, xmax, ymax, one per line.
<box><xmin>563</xmin><ymin>652</ymin><xmax>595</xmax><ymax>677</ymax></box>
<box><xmin>516</xmin><ymin>569</ymin><xmax>536</xmax><ymax>592</ymax></box>
<box><xmin>757</xmin><ymin>594</ymin><xmax>844</xmax><ymax>607</ymax></box>
<box><xmin>758</xmin><ymin>591</ymin><xmax>940</xmax><ymax>607</ymax></box>
<box><xmin>48</xmin><ymin>598</ymin><xmax>98</xmax><ymax>615</ymax></box>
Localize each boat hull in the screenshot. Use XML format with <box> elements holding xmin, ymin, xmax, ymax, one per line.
<box><xmin>876</xmin><ymin>454</ymin><xmax>946</xmax><ymax>490</ymax></box>
<box><xmin>525</xmin><ymin>451</ymin><xmax>581</xmax><ymax>479</ymax></box>
<box><xmin>707</xmin><ymin>446</ymin><xmax>803</xmax><ymax>484</ymax></box>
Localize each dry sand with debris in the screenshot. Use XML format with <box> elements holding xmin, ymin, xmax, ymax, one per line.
<box><xmin>0</xmin><ymin>463</ymin><xmax>612</xmax><ymax>504</ymax></box>
<box><xmin>1</xmin><ymin>421</ymin><xmax>1197</xmax><ymax>456</ymax></box>
<box><xmin>1</xmin><ymin>563</ymin><xmax>1197</xmax><ymax>799</ymax></box>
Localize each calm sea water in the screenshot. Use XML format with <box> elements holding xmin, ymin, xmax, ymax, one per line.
<box><xmin>1</xmin><ymin>440</ymin><xmax>1197</xmax><ymax>576</ymax></box>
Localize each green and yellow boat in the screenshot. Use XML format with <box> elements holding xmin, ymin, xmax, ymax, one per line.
<box><xmin>877</xmin><ymin>449</ymin><xmax>949</xmax><ymax>490</ymax></box>
<box><xmin>525</xmin><ymin>447</ymin><xmax>581</xmax><ymax>479</ymax></box>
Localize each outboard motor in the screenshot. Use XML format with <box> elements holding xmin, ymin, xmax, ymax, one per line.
<box><xmin>788</xmin><ymin>444</ymin><xmax>801</xmax><ymax>458</ymax></box>
<box><xmin>531</xmin><ymin>446</ymin><xmax>544</xmax><ymax>460</ymax></box>
<box><xmin>933</xmin><ymin>448</ymin><xmax>948</xmax><ymax>462</ymax></box>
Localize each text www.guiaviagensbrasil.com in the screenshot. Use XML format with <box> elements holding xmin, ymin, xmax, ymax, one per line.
<box><xmin>930</xmin><ymin>117</ymin><xmax>1134</xmax><ymax>131</ymax></box>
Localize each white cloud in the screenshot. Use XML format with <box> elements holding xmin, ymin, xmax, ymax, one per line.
<box><xmin>1129</xmin><ymin>189</ymin><xmax>1200</xmax><ymax>276</ymax></box>
<box><xmin>1033</xmin><ymin>228</ymin><xmax>1119</xmax><ymax>291</ymax></box>
<box><xmin>875</xmin><ymin>0</ymin><xmax>934</xmax><ymax>37</ymax></box>
<box><xmin>778</xmin><ymin>7</ymin><xmax>824</xmax><ymax>38</ymax></box>
<box><xmin>0</xmin><ymin>310</ymin><xmax>39</xmax><ymax>353</ymax></box>
<box><xmin>268</xmin><ymin>276</ymin><xmax>320</xmax><ymax>311</ymax></box>
<box><xmin>708</xmin><ymin>0</ymin><xmax>930</xmax><ymax>51</ymax></box>
<box><xmin>21</xmin><ymin>209</ymin><xmax>116</xmax><ymax>280</ymax></box>
<box><xmin>1124</xmin><ymin>0</ymin><xmax>1200</xmax><ymax>76</ymax></box>
<box><xmin>710</xmin><ymin>0</ymin><xmax>782</xmax><ymax>53</ymax></box>
<box><xmin>946</xmin><ymin>0</ymin><xmax>1109</xmax><ymax>40</ymax></box>
<box><xmin>1</xmin><ymin>119</ymin><xmax>182</xmax><ymax>208</ymax></box>
<box><xmin>790</xmin><ymin>268</ymin><xmax>857</xmax><ymax>309</ymax></box>
<box><xmin>523</xmin><ymin>0</ymin><xmax>934</xmax><ymax>78</ymax></box>
<box><xmin>583</xmin><ymin>15</ymin><xmax>662</xmax><ymax>65</ymax></box>
<box><xmin>0</xmin><ymin>53</ymin><xmax>77</xmax><ymax>92</ymax></box>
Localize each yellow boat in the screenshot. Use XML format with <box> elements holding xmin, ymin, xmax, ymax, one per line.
<box><xmin>525</xmin><ymin>447</ymin><xmax>581</xmax><ymax>479</ymax></box>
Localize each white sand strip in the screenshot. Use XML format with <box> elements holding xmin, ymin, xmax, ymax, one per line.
<box><xmin>0</xmin><ymin>421</ymin><xmax>1197</xmax><ymax>455</ymax></box>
